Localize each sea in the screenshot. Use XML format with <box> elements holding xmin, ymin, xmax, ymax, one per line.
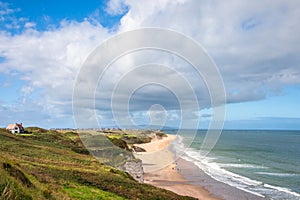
<box><xmin>167</xmin><ymin>130</ymin><xmax>300</xmax><ymax>200</ymax></box>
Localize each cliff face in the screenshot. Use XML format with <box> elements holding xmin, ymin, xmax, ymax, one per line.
<box><xmin>122</xmin><ymin>159</ymin><xmax>144</xmax><ymax>182</ymax></box>
<box><xmin>78</xmin><ymin>132</ymin><xmax>144</xmax><ymax>182</ymax></box>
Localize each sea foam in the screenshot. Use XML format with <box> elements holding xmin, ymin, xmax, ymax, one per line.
<box><xmin>172</xmin><ymin>135</ymin><xmax>300</xmax><ymax>200</ymax></box>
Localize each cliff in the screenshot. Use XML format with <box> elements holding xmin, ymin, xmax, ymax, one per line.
<box><xmin>0</xmin><ymin>128</ymin><xmax>195</xmax><ymax>200</ymax></box>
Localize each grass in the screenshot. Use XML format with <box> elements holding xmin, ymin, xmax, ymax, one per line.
<box><xmin>63</xmin><ymin>183</ymin><xmax>126</xmax><ymax>200</ymax></box>
<box><xmin>155</xmin><ymin>132</ymin><xmax>168</xmax><ymax>138</ymax></box>
<box><xmin>105</xmin><ymin>131</ymin><xmax>152</xmax><ymax>145</ymax></box>
<box><xmin>0</xmin><ymin>128</ymin><xmax>195</xmax><ymax>200</ymax></box>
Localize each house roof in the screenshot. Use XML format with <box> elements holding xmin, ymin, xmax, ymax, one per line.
<box><xmin>6</xmin><ymin>124</ymin><xmax>16</xmax><ymax>130</ymax></box>
<box><xmin>6</xmin><ymin>123</ymin><xmax>24</xmax><ymax>130</ymax></box>
<box><xmin>16</xmin><ymin>123</ymin><xmax>24</xmax><ymax>129</ymax></box>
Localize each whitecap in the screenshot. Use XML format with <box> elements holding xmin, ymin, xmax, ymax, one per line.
<box><xmin>264</xmin><ymin>184</ymin><xmax>300</xmax><ymax>197</ymax></box>
<box><xmin>255</xmin><ymin>172</ymin><xmax>300</xmax><ymax>177</ymax></box>
<box><xmin>219</xmin><ymin>163</ymin><xmax>268</xmax><ymax>169</ymax></box>
<box><xmin>172</xmin><ymin>134</ymin><xmax>300</xmax><ymax>200</ymax></box>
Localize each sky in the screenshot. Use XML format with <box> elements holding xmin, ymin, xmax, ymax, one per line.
<box><xmin>0</xmin><ymin>0</ymin><xmax>300</xmax><ymax>130</ymax></box>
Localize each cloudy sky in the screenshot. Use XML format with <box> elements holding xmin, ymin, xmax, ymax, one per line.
<box><xmin>0</xmin><ymin>0</ymin><xmax>299</xmax><ymax>130</ymax></box>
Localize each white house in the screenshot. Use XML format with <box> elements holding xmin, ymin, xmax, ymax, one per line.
<box><xmin>6</xmin><ymin>123</ymin><xmax>25</xmax><ymax>134</ymax></box>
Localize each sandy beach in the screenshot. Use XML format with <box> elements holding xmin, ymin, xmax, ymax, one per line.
<box><xmin>134</xmin><ymin>134</ymin><xmax>221</xmax><ymax>200</ymax></box>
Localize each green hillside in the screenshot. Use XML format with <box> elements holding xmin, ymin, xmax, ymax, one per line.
<box><xmin>0</xmin><ymin>128</ymin><xmax>195</xmax><ymax>200</ymax></box>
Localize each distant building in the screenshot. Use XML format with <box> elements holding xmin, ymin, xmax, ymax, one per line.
<box><xmin>6</xmin><ymin>123</ymin><xmax>24</xmax><ymax>134</ymax></box>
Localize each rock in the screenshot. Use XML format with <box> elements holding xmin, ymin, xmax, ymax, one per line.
<box><xmin>121</xmin><ymin>159</ymin><xmax>144</xmax><ymax>182</ymax></box>
<box><xmin>132</xmin><ymin>145</ymin><xmax>146</xmax><ymax>152</ymax></box>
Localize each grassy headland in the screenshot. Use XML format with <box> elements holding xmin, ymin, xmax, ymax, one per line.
<box><xmin>0</xmin><ymin>128</ymin><xmax>194</xmax><ymax>200</ymax></box>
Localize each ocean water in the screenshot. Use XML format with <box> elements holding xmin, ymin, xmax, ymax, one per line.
<box><xmin>168</xmin><ymin>130</ymin><xmax>300</xmax><ymax>200</ymax></box>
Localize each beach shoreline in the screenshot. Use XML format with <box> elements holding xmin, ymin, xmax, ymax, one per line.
<box><xmin>134</xmin><ymin>133</ymin><xmax>270</xmax><ymax>200</ymax></box>
<box><xmin>134</xmin><ymin>134</ymin><xmax>221</xmax><ymax>200</ymax></box>
<box><xmin>175</xmin><ymin>156</ymin><xmax>267</xmax><ymax>200</ymax></box>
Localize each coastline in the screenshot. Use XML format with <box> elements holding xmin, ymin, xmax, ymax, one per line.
<box><xmin>134</xmin><ymin>134</ymin><xmax>269</xmax><ymax>200</ymax></box>
<box><xmin>175</xmin><ymin>157</ymin><xmax>267</xmax><ymax>200</ymax></box>
<box><xmin>134</xmin><ymin>134</ymin><xmax>220</xmax><ymax>200</ymax></box>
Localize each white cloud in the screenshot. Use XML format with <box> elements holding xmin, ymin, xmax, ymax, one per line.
<box><xmin>0</xmin><ymin>20</ymin><xmax>110</xmax><ymax>126</ymax></box>
<box><xmin>24</xmin><ymin>22</ymin><xmax>36</xmax><ymax>29</ymax></box>
<box><xmin>0</xmin><ymin>1</ymin><xmax>23</xmax><ymax>29</ymax></box>
<box><xmin>0</xmin><ymin>1</ymin><xmax>18</xmax><ymax>16</ymax></box>
<box><xmin>1</xmin><ymin>0</ymin><xmax>300</xmax><ymax>128</ymax></box>
<box><xmin>105</xmin><ymin>0</ymin><xmax>128</xmax><ymax>15</ymax></box>
<box><xmin>117</xmin><ymin>0</ymin><xmax>300</xmax><ymax>103</ymax></box>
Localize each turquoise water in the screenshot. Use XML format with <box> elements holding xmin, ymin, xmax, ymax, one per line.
<box><xmin>168</xmin><ymin>130</ymin><xmax>300</xmax><ymax>199</ymax></box>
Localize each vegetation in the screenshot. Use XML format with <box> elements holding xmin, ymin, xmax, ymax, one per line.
<box><xmin>155</xmin><ymin>132</ymin><xmax>168</xmax><ymax>138</ymax></box>
<box><xmin>107</xmin><ymin>137</ymin><xmax>131</xmax><ymax>151</ymax></box>
<box><xmin>105</xmin><ymin>130</ymin><xmax>152</xmax><ymax>145</ymax></box>
<box><xmin>0</xmin><ymin>128</ymin><xmax>195</xmax><ymax>200</ymax></box>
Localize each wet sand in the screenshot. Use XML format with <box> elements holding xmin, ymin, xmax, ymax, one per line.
<box><xmin>134</xmin><ymin>135</ymin><xmax>221</xmax><ymax>200</ymax></box>
<box><xmin>134</xmin><ymin>134</ymin><xmax>268</xmax><ymax>200</ymax></box>
<box><xmin>176</xmin><ymin>157</ymin><xmax>267</xmax><ymax>200</ymax></box>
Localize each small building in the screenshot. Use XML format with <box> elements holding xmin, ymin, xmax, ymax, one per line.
<box><xmin>6</xmin><ymin>123</ymin><xmax>25</xmax><ymax>134</ymax></box>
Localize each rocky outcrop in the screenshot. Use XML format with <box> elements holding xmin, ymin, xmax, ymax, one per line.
<box><xmin>121</xmin><ymin>159</ymin><xmax>144</xmax><ymax>182</ymax></box>
<box><xmin>132</xmin><ymin>145</ymin><xmax>146</xmax><ymax>152</ymax></box>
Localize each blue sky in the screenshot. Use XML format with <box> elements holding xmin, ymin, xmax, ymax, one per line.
<box><xmin>0</xmin><ymin>0</ymin><xmax>126</xmax><ymax>31</ymax></box>
<box><xmin>0</xmin><ymin>0</ymin><xmax>299</xmax><ymax>130</ymax></box>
